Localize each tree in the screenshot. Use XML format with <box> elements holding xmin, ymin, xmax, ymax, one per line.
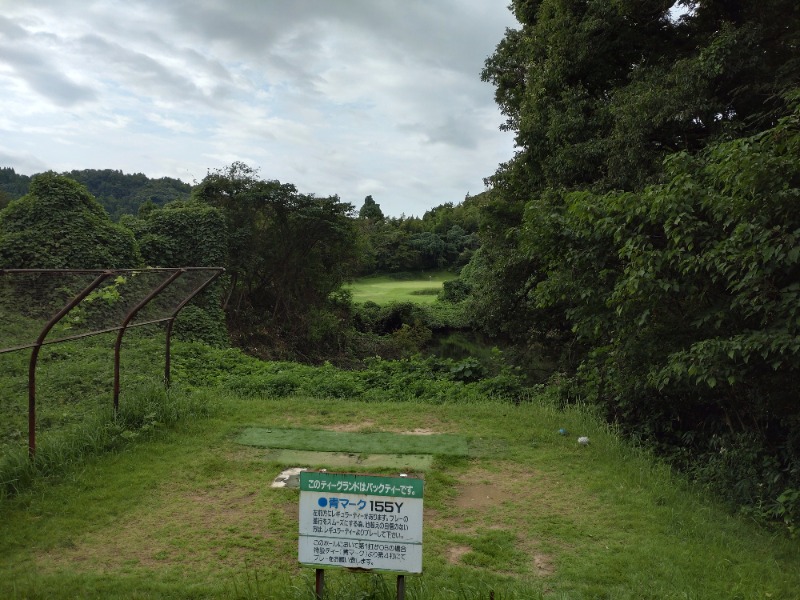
<box><xmin>129</xmin><ymin>200</ymin><xmax>226</xmax><ymax>269</ymax></box>
<box><xmin>194</xmin><ymin>163</ymin><xmax>360</xmax><ymax>357</ymax></box>
<box><xmin>65</xmin><ymin>169</ymin><xmax>191</xmax><ymax>220</ymax></box>
<box><xmin>0</xmin><ymin>167</ymin><xmax>31</xmax><ymax>201</ymax></box>
<box><xmin>474</xmin><ymin>0</ymin><xmax>800</xmax><ymax>358</ymax></box>
<box><xmin>534</xmin><ymin>108</ymin><xmax>800</xmax><ymax>524</ymax></box>
<box><xmin>473</xmin><ymin>0</ymin><xmax>800</xmax><ymax>527</ymax></box>
<box><xmin>358</xmin><ymin>195</ymin><xmax>384</xmax><ymax>221</ymax></box>
<box><xmin>0</xmin><ymin>173</ymin><xmax>139</xmax><ymax>269</ymax></box>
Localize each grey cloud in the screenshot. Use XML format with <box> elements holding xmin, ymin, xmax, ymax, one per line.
<box><xmin>425</xmin><ymin>114</ymin><xmax>481</xmax><ymax>149</ymax></box>
<box><xmin>0</xmin><ymin>43</ymin><xmax>97</xmax><ymax>107</ymax></box>
<box><xmin>0</xmin><ymin>15</ymin><xmax>97</xmax><ymax>106</ymax></box>
<box><xmin>155</xmin><ymin>0</ymin><xmax>513</xmax><ymax>89</ymax></box>
<box><xmin>77</xmin><ymin>34</ymin><xmax>211</xmax><ymax>103</ymax></box>
<box><xmin>0</xmin><ymin>15</ymin><xmax>27</xmax><ymax>40</ymax></box>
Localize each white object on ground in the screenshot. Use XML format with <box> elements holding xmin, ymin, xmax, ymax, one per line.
<box><xmin>577</xmin><ymin>436</ymin><xmax>590</xmax><ymax>446</ymax></box>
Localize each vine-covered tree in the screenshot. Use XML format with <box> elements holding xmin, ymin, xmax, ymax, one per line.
<box><xmin>0</xmin><ymin>173</ymin><xmax>139</xmax><ymax>269</ymax></box>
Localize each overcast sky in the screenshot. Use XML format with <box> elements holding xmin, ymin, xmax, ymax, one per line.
<box><xmin>0</xmin><ymin>1</ymin><xmax>518</xmax><ymax>217</ymax></box>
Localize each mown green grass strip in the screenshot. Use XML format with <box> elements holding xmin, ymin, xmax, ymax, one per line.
<box><xmin>345</xmin><ymin>271</ymin><xmax>455</xmax><ymax>305</ymax></box>
<box><xmin>236</xmin><ymin>427</ymin><xmax>469</xmax><ymax>456</ymax></box>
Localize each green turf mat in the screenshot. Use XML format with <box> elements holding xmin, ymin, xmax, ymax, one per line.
<box><xmin>264</xmin><ymin>450</ymin><xmax>434</xmax><ymax>471</ymax></box>
<box><xmin>236</xmin><ymin>428</ymin><xmax>468</xmax><ymax>456</ymax></box>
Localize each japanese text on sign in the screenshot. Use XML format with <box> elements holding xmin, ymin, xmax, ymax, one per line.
<box><xmin>298</xmin><ymin>472</ymin><xmax>424</xmax><ymax>573</ymax></box>
<box><xmin>300</xmin><ymin>472</ymin><xmax>423</xmax><ymax>498</ymax></box>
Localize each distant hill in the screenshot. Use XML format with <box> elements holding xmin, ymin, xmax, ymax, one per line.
<box><xmin>0</xmin><ymin>168</ymin><xmax>32</xmax><ymax>209</ymax></box>
<box><xmin>0</xmin><ymin>167</ymin><xmax>191</xmax><ymax>220</ymax></box>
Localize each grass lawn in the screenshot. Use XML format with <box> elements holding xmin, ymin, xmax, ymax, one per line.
<box><xmin>1</xmin><ymin>385</ymin><xmax>799</xmax><ymax>599</ymax></box>
<box><xmin>345</xmin><ymin>272</ymin><xmax>456</xmax><ymax>304</ymax></box>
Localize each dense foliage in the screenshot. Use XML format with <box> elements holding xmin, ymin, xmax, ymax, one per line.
<box><xmin>0</xmin><ymin>173</ymin><xmax>140</xmax><ymax>269</ymax></box>
<box><xmin>0</xmin><ymin>168</ymin><xmax>191</xmax><ymax>220</ymax></box>
<box><xmin>355</xmin><ymin>194</ymin><xmax>484</xmax><ymax>274</ymax></box>
<box><xmin>470</xmin><ymin>0</ymin><xmax>800</xmax><ymax>532</ymax></box>
<box><xmin>56</xmin><ymin>169</ymin><xmax>190</xmax><ymax>220</ymax></box>
<box><xmin>193</xmin><ymin>163</ymin><xmax>362</xmax><ymax>359</ymax></box>
<box><xmin>0</xmin><ymin>168</ymin><xmax>31</xmax><ymax>209</ymax></box>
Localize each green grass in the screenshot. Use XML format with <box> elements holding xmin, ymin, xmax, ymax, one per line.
<box><xmin>346</xmin><ymin>272</ymin><xmax>456</xmax><ymax>305</ymax></box>
<box><xmin>1</xmin><ymin>340</ymin><xmax>800</xmax><ymax>598</ymax></box>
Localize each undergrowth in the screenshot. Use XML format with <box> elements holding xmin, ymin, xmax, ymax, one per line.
<box><xmin>172</xmin><ymin>341</ymin><xmax>531</xmax><ymax>404</ymax></box>
<box><xmin>0</xmin><ymin>382</ymin><xmax>214</xmax><ymax>499</ymax></box>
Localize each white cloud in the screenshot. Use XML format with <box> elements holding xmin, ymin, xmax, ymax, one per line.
<box><xmin>0</xmin><ymin>0</ymin><xmax>517</xmax><ymax>216</ymax></box>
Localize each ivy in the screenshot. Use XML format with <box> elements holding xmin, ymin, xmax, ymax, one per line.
<box><xmin>0</xmin><ymin>173</ymin><xmax>140</xmax><ymax>269</ymax></box>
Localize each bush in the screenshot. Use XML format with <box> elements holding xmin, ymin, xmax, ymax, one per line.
<box><xmin>439</xmin><ymin>278</ymin><xmax>471</xmax><ymax>303</ymax></box>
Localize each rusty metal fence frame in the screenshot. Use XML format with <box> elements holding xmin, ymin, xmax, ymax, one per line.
<box><xmin>0</xmin><ymin>267</ymin><xmax>225</xmax><ymax>457</ymax></box>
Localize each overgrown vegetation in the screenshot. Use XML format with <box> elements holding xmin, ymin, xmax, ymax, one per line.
<box><xmin>0</xmin><ymin>167</ymin><xmax>191</xmax><ymax>220</ymax></box>
<box><xmin>467</xmin><ymin>0</ymin><xmax>800</xmax><ymax>534</ymax></box>
<box><xmin>0</xmin><ymin>334</ymin><xmax>216</xmax><ymax>499</ymax></box>
<box><xmin>0</xmin><ymin>173</ymin><xmax>140</xmax><ymax>269</ymax></box>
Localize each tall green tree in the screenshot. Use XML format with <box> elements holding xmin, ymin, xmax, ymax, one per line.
<box><xmin>472</xmin><ymin>0</ymin><xmax>800</xmax><ymax>528</ymax></box>
<box><xmin>194</xmin><ymin>163</ymin><xmax>360</xmax><ymax>357</ymax></box>
<box><xmin>358</xmin><ymin>195</ymin><xmax>384</xmax><ymax>221</ymax></box>
<box><xmin>474</xmin><ymin>0</ymin><xmax>800</xmax><ymax>357</ymax></box>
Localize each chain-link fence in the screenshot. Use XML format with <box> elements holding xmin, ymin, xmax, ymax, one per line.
<box><xmin>0</xmin><ymin>267</ymin><xmax>224</xmax><ymax>456</ymax></box>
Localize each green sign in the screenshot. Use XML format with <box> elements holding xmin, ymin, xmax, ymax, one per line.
<box><xmin>300</xmin><ymin>471</ymin><xmax>423</xmax><ymax>499</ymax></box>
<box><xmin>298</xmin><ymin>471</ymin><xmax>425</xmax><ymax>573</ymax></box>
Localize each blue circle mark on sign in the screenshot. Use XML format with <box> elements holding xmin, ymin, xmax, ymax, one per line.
<box><xmin>318</xmin><ymin>497</ymin><xmax>328</xmax><ymax>508</ymax></box>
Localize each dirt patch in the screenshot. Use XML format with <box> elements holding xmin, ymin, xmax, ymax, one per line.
<box><xmin>325</xmin><ymin>421</ymin><xmax>376</xmax><ymax>432</ymax></box>
<box><xmin>423</xmin><ymin>465</ymin><xmax>560</xmax><ymax>578</ymax></box>
<box><xmin>533</xmin><ymin>553</ymin><xmax>555</xmax><ymax>576</ymax></box>
<box><xmin>454</xmin><ymin>483</ymin><xmax>513</xmax><ymax>510</ymax></box>
<box><xmin>447</xmin><ymin>545</ymin><xmax>472</xmax><ymax>564</ymax></box>
<box><xmin>401</xmin><ymin>428</ymin><xmax>437</xmax><ymax>435</ymax></box>
<box><xmin>448</xmin><ymin>466</ymin><xmax>542</xmax><ymax>513</ymax></box>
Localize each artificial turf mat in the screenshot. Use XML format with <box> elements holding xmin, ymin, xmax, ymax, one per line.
<box><xmin>264</xmin><ymin>450</ymin><xmax>434</xmax><ymax>470</ymax></box>
<box><xmin>236</xmin><ymin>428</ymin><xmax>469</xmax><ymax>456</ymax></box>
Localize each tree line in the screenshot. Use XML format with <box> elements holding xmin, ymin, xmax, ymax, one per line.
<box><xmin>463</xmin><ymin>0</ymin><xmax>800</xmax><ymax>533</ymax></box>
<box><xmin>0</xmin><ymin>165</ymin><xmax>482</xmax><ymax>276</ymax></box>
<box><xmin>0</xmin><ymin>162</ymin><xmax>482</xmax><ymax>359</ymax></box>
<box><xmin>0</xmin><ymin>168</ymin><xmax>191</xmax><ymax>220</ymax></box>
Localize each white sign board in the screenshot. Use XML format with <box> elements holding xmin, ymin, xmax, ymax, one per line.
<box><xmin>298</xmin><ymin>471</ymin><xmax>424</xmax><ymax>573</ymax></box>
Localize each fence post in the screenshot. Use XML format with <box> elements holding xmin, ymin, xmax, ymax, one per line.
<box><xmin>163</xmin><ymin>268</ymin><xmax>224</xmax><ymax>387</ymax></box>
<box><xmin>27</xmin><ymin>271</ymin><xmax>113</xmax><ymax>457</ymax></box>
<box><xmin>113</xmin><ymin>270</ymin><xmax>184</xmax><ymax>413</ymax></box>
<box><xmin>315</xmin><ymin>568</ymin><xmax>324</xmax><ymax>599</ymax></box>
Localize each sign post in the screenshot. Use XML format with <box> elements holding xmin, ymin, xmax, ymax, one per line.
<box><xmin>299</xmin><ymin>471</ymin><xmax>424</xmax><ymax>596</ymax></box>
